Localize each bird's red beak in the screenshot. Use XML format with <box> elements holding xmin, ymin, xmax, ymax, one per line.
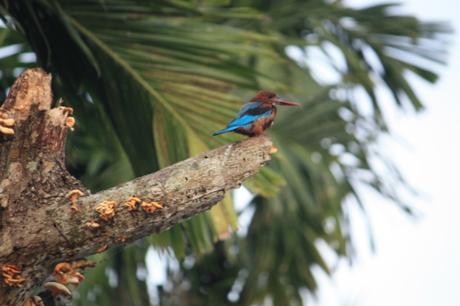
<box><xmin>274</xmin><ymin>97</ymin><xmax>301</xmax><ymax>106</ymax></box>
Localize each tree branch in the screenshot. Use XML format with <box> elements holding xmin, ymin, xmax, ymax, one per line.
<box><xmin>0</xmin><ymin>68</ymin><xmax>273</xmax><ymax>305</ymax></box>
<box><xmin>55</xmin><ymin>133</ymin><xmax>272</xmax><ymax>259</ymax></box>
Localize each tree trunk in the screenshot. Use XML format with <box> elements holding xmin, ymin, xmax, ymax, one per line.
<box><xmin>0</xmin><ymin>68</ymin><xmax>273</xmax><ymax>305</ymax></box>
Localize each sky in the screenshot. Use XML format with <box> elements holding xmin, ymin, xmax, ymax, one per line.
<box><xmin>309</xmin><ymin>1</ymin><xmax>460</xmax><ymax>306</ymax></box>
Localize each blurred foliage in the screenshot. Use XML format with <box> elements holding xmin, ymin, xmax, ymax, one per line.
<box><xmin>0</xmin><ymin>0</ymin><xmax>450</xmax><ymax>305</ymax></box>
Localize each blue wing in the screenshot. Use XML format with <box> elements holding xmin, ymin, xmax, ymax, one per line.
<box><xmin>212</xmin><ymin>124</ymin><xmax>251</xmax><ymax>136</ymax></box>
<box><xmin>213</xmin><ymin>102</ymin><xmax>272</xmax><ymax>136</ymax></box>
<box><xmin>227</xmin><ymin>109</ymin><xmax>272</xmax><ymax>128</ymax></box>
<box><xmin>237</xmin><ymin>102</ymin><xmax>263</xmax><ymax>116</ymax></box>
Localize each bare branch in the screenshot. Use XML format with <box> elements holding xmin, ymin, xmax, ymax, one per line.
<box><xmin>55</xmin><ymin>134</ymin><xmax>272</xmax><ymax>259</ymax></box>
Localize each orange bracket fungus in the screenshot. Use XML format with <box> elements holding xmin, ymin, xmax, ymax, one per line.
<box><xmin>1</xmin><ymin>264</ymin><xmax>26</xmax><ymax>287</ymax></box>
<box><xmin>123</xmin><ymin>196</ymin><xmax>142</xmax><ymax>211</ymax></box>
<box><xmin>66</xmin><ymin>189</ymin><xmax>84</xmax><ymax>212</ymax></box>
<box><xmin>95</xmin><ymin>200</ymin><xmax>117</xmax><ymax>221</ymax></box>
<box><xmin>141</xmin><ymin>201</ymin><xmax>163</xmax><ymax>214</ymax></box>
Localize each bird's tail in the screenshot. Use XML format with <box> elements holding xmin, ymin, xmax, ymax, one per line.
<box><xmin>212</xmin><ymin>126</ymin><xmax>238</xmax><ymax>136</ymax></box>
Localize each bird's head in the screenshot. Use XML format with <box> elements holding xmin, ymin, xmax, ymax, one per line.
<box><xmin>250</xmin><ymin>90</ymin><xmax>301</xmax><ymax>106</ymax></box>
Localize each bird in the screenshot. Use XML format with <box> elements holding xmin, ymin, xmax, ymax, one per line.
<box><xmin>213</xmin><ymin>90</ymin><xmax>301</xmax><ymax>137</ymax></box>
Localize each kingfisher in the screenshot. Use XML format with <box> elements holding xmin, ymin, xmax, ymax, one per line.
<box><xmin>213</xmin><ymin>90</ymin><xmax>301</xmax><ymax>137</ymax></box>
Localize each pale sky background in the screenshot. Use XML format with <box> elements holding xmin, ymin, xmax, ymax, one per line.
<box><xmin>307</xmin><ymin>1</ymin><xmax>460</xmax><ymax>306</ymax></box>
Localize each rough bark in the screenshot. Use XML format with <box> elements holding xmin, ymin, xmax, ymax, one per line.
<box><xmin>0</xmin><ymin>69</ymin><xmax>273</xmax><ymax>305</ymax></box>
